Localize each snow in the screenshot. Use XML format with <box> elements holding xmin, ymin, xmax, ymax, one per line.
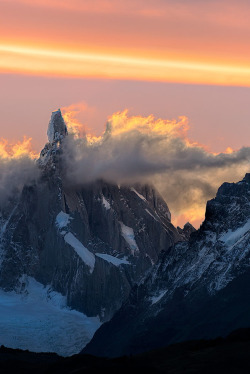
<box><xmin>56</xmin><ymin>211</ymin><xmax>72</xmax><ymax>229</ymax></box>
<box><xmin>145</xmin><ymin>209</ymin><xmax>159</xmax><ymax>222</ymax></box>
<box><xmin>150</xmin><ymin>290</ymin><xmax>167</xmax><ymax>305</ymax></box>
<box><xmin>64</xmin><ymin>233</ymin><xmax>95</xmax><ymax>273</ymax></box>
<box><xmin>96</xmin><ymin>253</ymin><xmax>130</xmax><ymax>266</ymax></box>
<box><xmin>131</xmin><ymin>188</ymin><xmax>146</xmax><ymax>201</ymax></box>
<box><xmin>102</xmin><ymin>196</ymin><xmax>111</xmax><ymax>210</ymax></box>
<box><xmin>220</xmin><ymin>217</ymin><xmax>250</xmax><ymax>247</ymax></box>
<box><xmin>119</xmin><ymin>222</ymin><xmax>139</xmax><ymax>253</ymax></box>
<box><xmin>0</xmin><ymin>276</ymin><xmax>101</xmax><ymax>356</ymax></box>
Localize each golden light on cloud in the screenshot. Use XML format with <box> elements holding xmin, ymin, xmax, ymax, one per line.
<box><xmin>0</xmin><ymin>136</ymin><xmax>38</xmax><ymax>159</ymax></box>
<box><xmin>1</xmin><ymin>44</ymin><xmax>250</xmax><ymax>86</ymax></box>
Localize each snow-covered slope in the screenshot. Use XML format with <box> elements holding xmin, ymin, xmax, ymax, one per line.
<box><xmin>83</xmin><ymin>173</ymin><xmax>250</xmax><ymax>357</ymax></box>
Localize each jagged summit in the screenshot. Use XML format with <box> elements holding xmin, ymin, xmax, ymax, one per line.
<box><xmin>38</xmin><ymin>109</ymin><xmax>67</xmax><ymax>165</ymax></box>
<box><xmin>177</xmin><ymin>221</ymin><xmax>196</xmax><ymax>240</ymax></box>
<box><xmin>47</xmin><ymin>109</ymin><xmax>68</xmax><ymax>144</ymax></box>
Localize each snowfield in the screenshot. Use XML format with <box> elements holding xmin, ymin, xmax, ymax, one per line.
<box><xmin>0</xmin><ymin>277</ymin><xmax>101</xmax><ymax>356</ymax></box>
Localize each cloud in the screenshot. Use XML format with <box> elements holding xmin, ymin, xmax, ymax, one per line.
<box><xmin>1</xmin><ymin>110</ymin><xmax>249</xmax><ymax>228</ymax></box>
<box><xmin>61</xmin><ymin>110</ymin><xmax>250</xmax><ymax>227</ymax></box>
<box><xmin>0</xmin><ymin>138</ymin><xmax>40</xmax><ymax>208</ymax></box>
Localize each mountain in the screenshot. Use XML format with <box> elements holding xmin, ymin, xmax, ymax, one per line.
<box><xmin>82</xmin><ymin>173</ymin><xmax>250</xmax><ymax>357</ymax></box>
<box><xmin>0</xmin><ymin>109</ymin><xmax>185</xmax><ymax>355</ymax></box>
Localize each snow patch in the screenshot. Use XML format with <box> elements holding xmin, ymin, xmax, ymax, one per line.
<box><xmin>56</xmin><ymin>211</ymin><xmax>72</xmax><ymax>229</ymax></box>
<box><xmin>64</xmin><ymin>233</ymin><xmax>95</xmax><ymax>273</ymax></box>
<box><xmin>150</xmin><ymin>290</ymin><xmax>167</xmax><ymax>305</ymax></box>
<box><xmin>102</xmin><ymin>196</ymin><xmax>110</xmax><ymax>210</ymax></box>
<box><xmin>0</xmin><ymin>276</ymin><xmax>101</xmax><ymax>356</ymax></box>
<box><xmin>120</xmin><ymin>222</ymin><xmax>139</xmax><ymax>254</ymax></box>
<box><xmin>220</xmin><ymin>218</ymin><xmax>250</xmax><ymax>247</ymax></box>
<box><xmin>96</xmin><ymin>253</ymin><xmax>130</xmax><ymax>266</ymax></box>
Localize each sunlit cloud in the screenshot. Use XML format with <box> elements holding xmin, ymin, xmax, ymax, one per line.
<box><xmin>0</xmin><ymin>136</ymin><xmax>38</xmax><ymax>159</ymax></box>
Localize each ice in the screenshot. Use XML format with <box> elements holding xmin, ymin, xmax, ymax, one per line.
<box><xmin>56</xmin><ymin>211</ymin><xmax>72</xmax><ymax>229</ymax></box>
<box><xmin>96</xmin><ymin>253</ymin><xmax>130</xmax><ymax>266</ymax></box>
<box><xmin>220</xmin><ymin>218</ymin><xmax>250</xmax><ymax>247</ymax></box>
<box><xmin>0</xmin><ymin>276</ymin><xmax>101</xmax><ymax>356</ymax></box>
<box><xmin>130</xmin><ymin>188</ymin><xmax>146</xmax><ymax>201</ymax></box>
<box><xmin>119</xmin><ymin>222</ymin><xmax>139</xmax><ymax>253</ymax></box>
<box><xmin>64</xmin><ymin>233</ymin><xmax>95</xmax><ymax>273</ymax></box>
<box><xmin>102</xmin><ymin>196</ymin><xmax>111</xmax><ymax>210</ymax></box>
<box><xmin>150</xmin><ymin>290</ymin><xmax>167</xmax><ymax>305</ymax></box>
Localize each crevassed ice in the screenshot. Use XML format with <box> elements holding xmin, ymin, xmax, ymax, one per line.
<box><xmin>64</xmin><ymin>232</ymin><xmax>95</xmax><ymax>273</ymax></box>
<box><xmin>96</xmin><ymin>253</ymin><xmax>130</xmax><ymax>266</ymax></box>
<box><xmin>0</xmin><ymin>276</ymin><xmax>101</xmax><ymax>356</ymax></box>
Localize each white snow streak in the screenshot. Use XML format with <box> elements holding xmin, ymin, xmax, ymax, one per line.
<box><xmin>64</xmin><ymin>233</ymin><xmax>95</xmax><ymax>272</ymax></box>
<box><xmin>145</xmin><ymin>209</ymin><xmax>159</xmax><ymax>222</ymax></box>
<box><xmin>150</xmin><ymin>290</ymin><xmax>167</xmax><ymax>305</ymax></box>
<box><xmin>96</xmin><ymin>253</ymin><xmax>130</xmax><ymax>266</ymax></box>
<box><xmin>130</xmin><ymin>188</ymin><xmax>146</xmax><ymax>201</ymax></box>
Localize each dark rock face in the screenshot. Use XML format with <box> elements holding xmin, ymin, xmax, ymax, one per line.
<box><xmin>177</xmin><ymin>222</ymin><xmax>196</xmax><ymax>240</ymax></box>
<box><xmin>0</xmin><ymin>110</ymin><xmax>182</xmax><ymax>322</ymax></box>
<box><xmin>83</xmin><ymin>173</ymin><xmax>250</xmax><ymax>356</ymax></box>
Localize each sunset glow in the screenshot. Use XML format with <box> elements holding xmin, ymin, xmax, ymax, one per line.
<box><xmin>1</xmin><ymin>43</ymin><xmax>250</xmax><ymax>86</ymax></box>
<box><xmin>1</xmin><ymin>0</ymin><xmax>250</xmax><ymax>227</ymax></box>
<box><xmin>0</xmin><ymin>137</ymin><xmax>38</xmax><ymax>159</ymax></box>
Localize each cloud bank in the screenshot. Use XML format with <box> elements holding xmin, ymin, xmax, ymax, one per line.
<box><xmin>1</xmin><ymin>109</ymin><xmax>249</xmax><ymax>228</ymax></box>
<box><xmin>0</xmin><ymin>138</ymin><xmax>40</xmax><ymax>208</ymax></box>
<box><xmin>61</xmin><ymin>109</ymin><xmax>250</xmax><ymax>227</ymax></box>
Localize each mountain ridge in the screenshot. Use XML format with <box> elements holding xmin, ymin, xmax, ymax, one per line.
<box><xmin>82</xmin><ymin>172</ymin><xmax>250</xmax><ymax>357</ymax></box>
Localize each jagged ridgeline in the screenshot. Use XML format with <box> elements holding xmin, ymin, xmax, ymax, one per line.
<box><xmin>0</xmin><ymin>109</ymin><xmax>191</xmax><ymax>355</ymax></box>
<box><xmin>83</xmin><ymin>173</ymin><xmax>250</xmax><ymax>357</ymax></box>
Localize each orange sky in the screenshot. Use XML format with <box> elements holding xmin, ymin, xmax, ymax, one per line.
<box><xmin>1</xmin><ymin>0</ymin><xmax>250</xmax><ymax>228</ymax></box>
<box><xmin>1</xmin><ymin>0</ymin><xmax>250</xmax><ymax>85</ymax></box>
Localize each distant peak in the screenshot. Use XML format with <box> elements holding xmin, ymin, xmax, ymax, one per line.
<box><xmin>183</xmin><ymin>222</ymin><xmax>196</xmax><ymax>230</ymax></box>
<box><xmin>38</xmin><ymin>109</ymin><xmax>68</xmax><ymax>166</ymax></box>
<box><xmin>47</xmin><ymin>109</ymin><xmax>68</xmax><ymax>144</ymax></box>
<box><xmin>243</xmin><ymin>173</ymin><xmax>250</xmax><ymax>183</ymax></box>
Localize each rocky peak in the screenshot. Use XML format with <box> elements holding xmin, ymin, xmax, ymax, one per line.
<box><xmin>38</xmin><ymin>109</ymin><xmax>68</xmax><ymax>166</ymax></box>
<box><xmin>47</xmin><ymin>109</ymin><xmax>68</xmax><ymax>144</ymax></box>
<box><xmin>177</xmin><ymin>221</ymin><xmax>196</xmax><ymax>241</ymax></box>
